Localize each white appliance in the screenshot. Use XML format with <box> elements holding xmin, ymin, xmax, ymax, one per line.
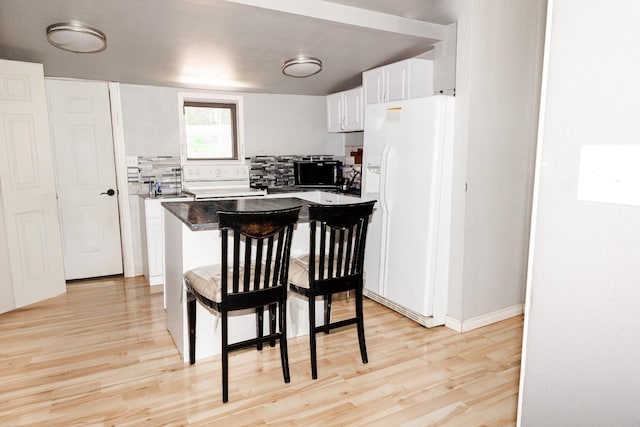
<box><xmin>361</xmin><ymin>95</ymin><xmax>455</xmax><ymax>327</ymax></box>
<box><xmin>182</xmin><ymin>164</ymin><xmax>266</xmax><ymax>199</ymax></box>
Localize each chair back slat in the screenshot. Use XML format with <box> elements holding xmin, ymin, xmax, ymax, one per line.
<box><xmin>327</xmin><ymin>227</ymin><xmax>336</xmax><ymax>278</ymax></box>
<box><xmin>345</xmin><ymin>227</ymin><xmax>354</xmax><ymax>275</ymax></box>
<box><xmin>221</xmin><ymin>228</ymin><xmax>229</xmax><ymax>295</ymax></box>
<box><xmin>318</xmin><ymin>223</ymin><xmax>326</xmax><ymax>280</ymax></box>
<box><xmin>272</xmin><ymin>228</ymin><xmax>285</xmax><ymax>287</ymax></box>
<box><xmin>253</xmin><ymin>237</ymin><xmax>264</xmax><ymax>291</ymax></box>
<box><xmin>243</xmin><ymin>236</ymin><xmax>253</xmax><ymax>292</ymax></box>
<box><xmin>263</xmin><ymin>235</ymin><xmax>274</xmax><ymax>289</ymax></box>
<box><xmin>232</xmin><ymin>231</ymin><xmax>241</xmax><ymax>293</ymax></box>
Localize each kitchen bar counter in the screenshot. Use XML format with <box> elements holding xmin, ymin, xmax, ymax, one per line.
<box><xmin>163</xmin><ymin>196</ymin><xmax>324</xmax><ymax>362</ymax></box>
<box><xmin>162</xmin><ymin>197</ymin><xmax>310</xmax><ymax>231</ymax></box>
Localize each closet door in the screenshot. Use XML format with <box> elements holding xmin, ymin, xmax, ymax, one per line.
<box><xmin>0</xmin><ymin>59</ymin><xmax>65</xmax><ymax>311</ymax></box>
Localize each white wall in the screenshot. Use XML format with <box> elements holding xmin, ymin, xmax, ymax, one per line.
<box><xmin>446</xmin><ymin>0</ymin><xmax>546</xmax><ymax>323</ymax></box>
<box><xmin>119</xmin><ymin>83</ymin><xmax>328</xmax><ymax>158</ymax></box>
<box><xmin>518</xmin><ymin>1</ymin><xmax>640</xmax><ymax>425</ymax></box>
<box><xmin>120</xmin><ymin>84</ymin><xmax>182</xmax><ymax>156</ymax></box>
<box><xmin>242</xmin><ymin>93</ymin><xmax>328</xmax><ymax>156</ymax></box>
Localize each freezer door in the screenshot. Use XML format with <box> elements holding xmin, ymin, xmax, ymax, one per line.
<box><xmin>363</xmin><ymin>203</ymin><xmax>383</xmax><ymax>294</ymax></box>
<box><xmin>377</xmin><ymin>97</ymin><xmax>447</xmax><ymax>316</ymax></box>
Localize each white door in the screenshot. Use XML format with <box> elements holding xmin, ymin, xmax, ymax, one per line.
<box><xmin>46</xmin><ymin>79</ymin><xmax>123</xmax><ymax>280</ymax></box>
<box><xmin>0</xmin><ymin>59</ymin><xmax>66</xmax><ymax>311</ymax></box>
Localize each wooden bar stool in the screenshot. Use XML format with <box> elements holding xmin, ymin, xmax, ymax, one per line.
<box><xmin>184</xmin><ymin>206</ymin><xmax>301</xmax><ymax>402</ymax></box>
<box><xmin>289</xmin><ymin>201</ymin><xmax>376</xmax><ymax>379</ymax></box>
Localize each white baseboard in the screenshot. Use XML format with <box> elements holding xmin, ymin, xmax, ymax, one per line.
<box><xmin>445</xmin><ymin>304</ymin><xmax>523</xmax><ymax>333</ymax></box>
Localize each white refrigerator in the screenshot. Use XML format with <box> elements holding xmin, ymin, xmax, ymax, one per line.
<box><xmin>361</xmin><ymin>95</ymin><xmax>455</xmax><ymax>327</ymax></box>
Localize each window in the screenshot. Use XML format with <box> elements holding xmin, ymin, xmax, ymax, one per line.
<box><xmin>179</xmin><ymin>93</ymin><xmax>244</xmax><ymax>163</ymax></box>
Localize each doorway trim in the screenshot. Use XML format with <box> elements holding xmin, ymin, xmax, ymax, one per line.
<box><xmin>108</xmin><ymin>82</ymin><xmax>135</xmax><ymax>277</ymax></box>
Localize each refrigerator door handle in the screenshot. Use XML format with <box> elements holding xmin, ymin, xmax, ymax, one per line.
<box><xmin>378</xmin><ymin>144</ymin><xmax>392</xmax><ymax>295</ymax></box>
<box><xmin>380</xmin><ymin>145</ymin><xmax>392</xmax><ymax>213</ymax></box>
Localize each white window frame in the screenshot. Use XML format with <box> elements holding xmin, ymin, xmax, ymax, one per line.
<box><xmin>178</xmin><ymin>92</ymin><xmax>245</xmax><ymax>165</ymax></box>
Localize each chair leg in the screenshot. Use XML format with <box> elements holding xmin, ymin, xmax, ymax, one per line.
<box><xmin>186</xmin><ymin>289</ymin><xmax>196</xmax><ymax>365</ymax></box>
<box><xmin>279</xmin><ymin>300</ymin><xmax>290</xmax><ymax>383</ymax></box>
<box><xmin>222</xmin><ymin>311</ymin><xmax>229</xmax><ymax>403</ymax></box>
<box><xmin>323</xmin><ymin>294</ymin><xmax>332</xmax><ymax>334</ymax></box>
<box><xmin>269</xmin><ymin>303</ymin><xmax>277</xmax><ymax>347</ymax></box>
<box><xmin>309</xmin><ymin>294</ymin><xmax>318</xmax><ymax>379</ymax></box>
<box><xmin>256</xmin><ymin>306</ymin><xmax>263</xmax><ymax>351</ymax></box>
<box><xmin>355</xmin><ymin>288</ymin><xmax>368</xmax><ymax>364</ymax></box>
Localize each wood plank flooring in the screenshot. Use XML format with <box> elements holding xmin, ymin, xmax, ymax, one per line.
<box><xmin>0</xmin><ymin>276</ymin><xmax>523</xmax><ymax>426</ymax></box>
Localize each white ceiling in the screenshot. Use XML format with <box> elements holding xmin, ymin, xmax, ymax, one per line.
<box><xmin>0</xmin><ymin>0</ymin><xmax>458</xmax><ymax>96</ymax></box>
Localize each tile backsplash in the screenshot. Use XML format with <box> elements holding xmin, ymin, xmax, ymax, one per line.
<box><xmin>128</xmin><ymin>155</ymin><xmax>182</xmax><ymax>195</ymax></box>
<box><xmin>249</xmin><ymin>155</ymin><xmax>339</xmax><ymax>188</ymax></box>
<box><xmin>126</xmin><ymin>154</ymin><xmax>360</xmax><ymax>193</ymax></box>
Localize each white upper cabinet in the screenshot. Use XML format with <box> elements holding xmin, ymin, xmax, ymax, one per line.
<box><xmin>327</xmin><ymin>92</ymin><xmax>343</xmax><ymax>132</ymax></box>
<box><xmin>363</xmin><ymin>58</ymin><xmax>434</xmax><ymax>105</ymax></box>
<box><xmin>327</xmin><ymin>86</ymin><xmax>363</xmax><ymax>132</ymax></box>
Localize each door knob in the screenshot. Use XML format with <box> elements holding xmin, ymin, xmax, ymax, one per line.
<box><xmin>100</xmin><ymin>189</ymin><xmax>116</xmax><ymax>196</ymax></box>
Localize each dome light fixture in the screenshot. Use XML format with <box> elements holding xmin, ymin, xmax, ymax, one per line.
<box><xmin>281</xmin><ymin>56</ymin><xmax>322</xmax><ymax>78</ymax></box>
<box><xmin>46</xmin><ymin>21</ymin><xmax>107</xmax><ymax>53</ymax></box>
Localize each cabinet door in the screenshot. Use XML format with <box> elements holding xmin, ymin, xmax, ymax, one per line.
<box><xmin>384</xmin><ymin>60</ymin><xmax>410</xmax><ymax>102</ymax></box>
<box><xmin>342</xmin><ymin>87</ymin><xmax>363</xmax><ymax>131</ymax></box>
<box><xmin>363</xmin><ymin>68</ymin><xmax>384</xmax><ymax>105</ymax></box>
<box><xmin>146</xmin><ymin>216</ymin><xmax>163</xmax><ymax>280</ymax></box>
<box><xmin>326</xmin><ymin>92</ymin><xmax>343</xmax><ymax>132</ymax></box>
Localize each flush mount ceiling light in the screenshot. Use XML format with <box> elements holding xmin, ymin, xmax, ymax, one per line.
<box><xmin>46</xmin><ymin>21</ymin><xmax>107</xmax><ymax>53</ymax></box>
<box><xmin>281</xmin><ymin>56</ymin><xmax>322</xmax><ymax>78</ymax></box>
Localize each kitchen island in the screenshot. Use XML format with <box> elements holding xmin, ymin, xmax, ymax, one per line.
<box><xmin>162</xmin><ymin>197</ymin><xmax>322</xmax><ymax>362</ymax></box>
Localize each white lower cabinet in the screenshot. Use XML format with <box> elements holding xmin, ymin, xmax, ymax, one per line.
<box><xmin>266</xmin><ymin>190</ymin><xmax>360</xmax><ymax>205</ymax></box>
<box><xmin>140</xmin><ymin>196</ymin><xmax>192</xmax><ymax>286</ymax></box>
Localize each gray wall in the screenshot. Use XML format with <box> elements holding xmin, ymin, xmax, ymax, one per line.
<box><xmin>446</xmin><ymin>0</ymin><xmax>546</xmax><ymax>323</ymax></box>
<box><xmin>518</xmin><ymin>0</ymin><xmax>640</xmax><ymax>424</ymax></box>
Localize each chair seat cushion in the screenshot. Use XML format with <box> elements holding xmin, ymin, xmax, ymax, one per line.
<box><xmin>289</xmin><ymin>256</ymin><xmax>311</xmax><ymax>289</ymax></box>
<box><xmin>184</xmin><ymin>265</ymin><xmax>227</xmax><ymax>302</ymax></box>
<box><xmin>185</xmin><ymin>264</ymin><xmax>287</xmax><ymax>302</ymax></box>
<box><xmin>289</xmin><ymin>255</ymin><xmax>355</xmax><ymax>289</ymax></box>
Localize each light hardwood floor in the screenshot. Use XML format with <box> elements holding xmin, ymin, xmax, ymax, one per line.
<box><xmin>0</xmin><ymin>276</ymin><xmax>523</xmax><ymax>426</ymax></box>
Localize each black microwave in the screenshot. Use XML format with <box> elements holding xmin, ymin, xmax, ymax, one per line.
<box><xmin>294</xmin><ymin>160</ymin><xmax>342</xmax><ymax>187</ymax></box>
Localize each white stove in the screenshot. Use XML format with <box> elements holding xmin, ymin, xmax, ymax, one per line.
<box><xmin>182</xmin><ymin>164</ymin><xmax>266</xmax><ymax>200</ymax></box>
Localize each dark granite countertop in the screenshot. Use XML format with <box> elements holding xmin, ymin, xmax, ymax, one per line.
<box><xmin>162</xmin><ymin>197</ymin><xmax>311</xmax><ymax>231</ymax></box>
